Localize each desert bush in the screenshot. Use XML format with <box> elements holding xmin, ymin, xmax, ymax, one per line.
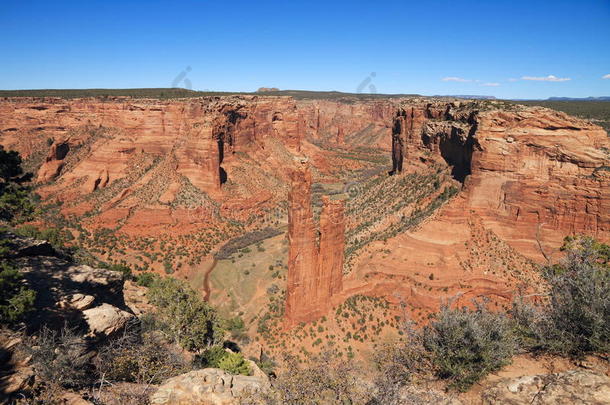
<box><xmin>96</xmin><ymin>325</ymin><xmax>189</xmax><ymax>385</ymax></box>
<box><xmin>225</xmin><ymin>315</ymin><xmax>247</xmax><ymax>341</ymax></box>
<box><xmin>147</xmin><ymin>276</ymin><xmax>225</xmax><ymax>351</ymax></box>
<box><xmin>512</xmin><ymin>236</ymin><xmax>610</xmax><ymax>357</ymax></box>
<box><xmin>194</xmin><ymin>346</ymin><xmax>228</xmax><ymax>368</ymax></box>
<box><xmin>135</xmin><ymin>271</ymin><xmax>159</xmax><ymax>287</ymax></box>
<box><xmin>0</xmin><ymin>261</ymin><xmax>36</xmax><ymax>323</ymax></box>
<box><xmin>218</xmin><ymin>352</ymin><xmax>252</xmax><ymax>375</ymax></box>
<box><xmin>370</xmin><ymin>322</ymin><xmax>431</xmax><ymax>404</ymax></box>
<box><xmin>24</xmin><ymin>325</ymin><xmax>92</xmax><ymax>393</ymax></box>
<box><xmin>257</xmin><ymin>353</ymin><xmax>372</xmax><ymax>404</ymax></box>
<box><xmin>423</xmin><ymin>302</ymin><xmax>516</xmax><ymax>391</ymax></box>
<box><xmin>98</xmin><ymin>261</ymin><xmax>133</xmax><ymax>280</ymax></box>
<box><xmin>193</xmin><ymin>346</ymin><xmax>252</xmax><ymax>376</ymax></box>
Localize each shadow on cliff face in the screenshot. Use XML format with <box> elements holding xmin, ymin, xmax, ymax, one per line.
<box><xmin>422</xmin><ymin>123</ymin><xmax>478</xmax><ymax>184</ymax></box>
<box><xmin>220</xmin><ymin>167</ymin><xmax>228</xmax><ymax>184</ymax></box>
<box><xmin>218</xmin><ymin>138</ymin><xmax>228</xmax><ymax>185</ymax></box>
<box><xmin>439</xmin><ymin>135</ymin><xmax>473</xmax><ymax>183</ymax></box>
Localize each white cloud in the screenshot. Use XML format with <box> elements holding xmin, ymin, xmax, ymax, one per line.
<box><xmin>507</xmin><ymin>78</ymin><xmax>519</xmax><ymax>82</ymax></box>
<box><xmin>521</xmin><ymin>75</ymin><xmax>571</xmax><ymax>82</ymax></box>
<box><xmin>482</xmin><ymin>82</ymin><xmax>500</xmax><ymax>87</ymax></box>
<box><xmin>603</xmin><ymin>74</ymin><xmax>610</xmax><ymax>79</ymax></box>
<box><xmin>442</xmin><ymin>77</ymin><xmax>471</xmax><ymax>82</ymax></box>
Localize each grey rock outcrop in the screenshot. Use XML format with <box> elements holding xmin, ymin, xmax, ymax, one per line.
<box><xmin>482</xmin><ymin>370</ymin><xmax>610</xmax><ymax>405</ymax></box>
<box><xmin>83</xmin><ymin>303</ymin><xmax>135</xmax><ymax>337</ymax></box>
<box><xmin>3</xmin><ymin>231</ymin><xmax>134</xmax><ymax>334</ymax></box>
<box><xmin>150</xmin><ymin>368</ymin><xmax>270</xmax><ymax>405</ymax></box>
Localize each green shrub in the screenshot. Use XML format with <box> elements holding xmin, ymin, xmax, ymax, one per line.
<box><xmin>194</xmin><ymin>346</ymin><xmax>228</xmax><ymax>368</ymax></box>
<box><xmin>0</xmin><ymin>262</ymin><xmax>36</xmax><ymax>323</ymax></box>
<box><xmin>218</xmin><ymin>352</ymin><xmax>252</xmax><ymax>376</ymax></box>
<box><xmin>194</xmin><ymin>347</ymin><xmax>252</xmax><ymax>376</ymax></box>
<box><xmin>135</xmin><ymin>271</ymin><xmax>159</xmax><ymax>287</ymax></box>
<box><xmin>0</xmin><ymin>187</ymin><xmax>35</xmax><ymax>223</ymax></box>
<box><xmin>225</xmin><ymin>316</ymin><xmax>247</xmax><ymax>341</ymax></box>
<box><xmin>98</xmin><ymin>261</ymin><xmax>133</xmax><ymax>279</ymax></box>
<box><xmin>163</xmin><ymin>260</ymin><xmax>174</xmax><ymax>274</ymax></box>
<box><xmin>512</xmin><ymin>236</ymin><xmax>610</xmax><ymax>357</ymax></box>
<box><xmin>423</xmin><ymin>302</ymin><xmax>516</xmax><ymax>391</ymax></box>
<box><xmin>147</xmin><ymin>277</ymin><xmax>225</xmax><ymax>352</ymax></box>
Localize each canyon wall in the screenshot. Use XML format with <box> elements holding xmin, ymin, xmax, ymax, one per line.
<box><xmin>0</xmin><ymin>96</ymin><xmax>307</xmax><ymax>196</ymax></box>
<box><xmin>285</xmin><ymin>164</ymin><xmax>346</xmax><ymax>326</ymax></box>
<box><xmin>391</xmin><ymin>101</ymin><xmax>610</xmax><ymax>259</ymax></box>
<box><xmin>297</xmin><ymin>99</ymin><xmax>396</xmax><ymax>149</ymax></box>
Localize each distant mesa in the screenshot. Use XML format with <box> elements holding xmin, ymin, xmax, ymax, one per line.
<box><xmin>434</xmin><ymin>95</ymin><xmax>497</xmax><ymax>100</ymax></box>
<box><xmin>257</xmin><ymin>87</ymin><xmax>280</xmax><ymax>92</ymax></box>
<box><xmin>546</xmin><ymin>96</ymin><xmax>610</xmax><ymax>101</ymax></box>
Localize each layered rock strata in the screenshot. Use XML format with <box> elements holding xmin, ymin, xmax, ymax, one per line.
<box><xmin>391</xmin><ymin>101</ymin><xmax>610</xmax><ymax>259</ymax></box>
<box><xmin>285</xmin><ymin>164</ymin><xmax>346</xmax><ymax>325</ymax></box>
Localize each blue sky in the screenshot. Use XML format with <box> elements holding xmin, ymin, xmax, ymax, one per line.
<box><xmin>1</xmin><ymin>0</ymin><xmax>609</xmax><ymax>99</ymax></box>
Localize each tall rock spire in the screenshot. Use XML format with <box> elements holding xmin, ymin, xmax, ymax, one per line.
<box><xmin>285</xmin><ymin>162</ymin><xmax>346</xmax><ymax>326</ymax></box>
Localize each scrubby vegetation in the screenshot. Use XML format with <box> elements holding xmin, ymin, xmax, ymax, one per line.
<box><xmin>0</xmin><ymin>146</ymin><xmax>35</xmax><ymax>224</ymax></box>
<box><xmin>0</xmin><ymin>260</ymin><xmax>36</xmax><ymax>324</ymax></box>
<box><xmin>345</xmin><ymin>167</ymin><xmax>458</xmax><ymax>267</ymax></box>
<box><xmin>256</xmin><ymin>353</ymin><xmax>371</xmax><ymax>404</ymax></box>
<box><xmin>146</xmin><ymin>276</ymin><xmax>225</xmax><ymax>351</ymax></box>
<box><xmin>194</xmin><ymin>346</ymin><xmax>252</xmax><ymax>375</ymax></box>
<box><xmin>423</xmin><ymin>302</ymin><xmax>516</xmax><ymax>391</ymax></box>
<box><xmin>511</xmin><ymin>236</ymin><xmax>610</xmax><ymax>357</ymax></box>
<box><xmin>96</xmin><ymin>322</ymin><xmax>190</xmax><ymax>385</ymax></box>
<box><xmin>0</xmin><ymin>151</ymin><xmax>37</xmax><ymax>324</ymax></box>
<box><xmin>13</xmin><ymin>224</ymin><xmax>74</xmax><ymax>251</ymax></box>
<box><xmin>23</xmin><ymin>325</ymin><xmax>93</xmax><ymax>401</ymax></box>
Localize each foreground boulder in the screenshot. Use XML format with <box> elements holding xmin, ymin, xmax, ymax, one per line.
<box><xmin>3</xmin><ymin>231</ymin><xmax>134</xmax><ymax>334</ymax></box>
<box><xmin>482</xmin><ymin>370</ymin><xmax>610</xmax><ymax>404</ymax></box>
<box><xmin>82</xmin><ymin>303</ymin><xmax>135</xmax><ymax>337</ymax></box>
<box><xmin>2</xmin><ymin>232</ymin><xmax>55</xmax><ymax>258</ymax></box>
<box><xmin>150</xmin><ymin>368</ymin><xmax>270</xmax><ymax>405</ymax></box>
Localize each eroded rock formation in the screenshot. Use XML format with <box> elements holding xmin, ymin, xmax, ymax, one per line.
<box><xmin>285</xmin><ymin>163</ymin><xmax>346</xmax><ymax>326</ymax></box>
<box><xmin>390</xmin><ymin>101</ymin><xmax>610</xmax><ymax>259</ymax></box>
<box><xmin>0</xmin><ymin>96</ymin><xmax>307</xmax><ymax>196</ymax></box>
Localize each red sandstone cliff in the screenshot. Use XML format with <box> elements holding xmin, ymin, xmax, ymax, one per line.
<box><xmin>285</xmin><ymin>164</ymin><xmax>346</xmax><ymax>326</ymax></box>
<box><xmin>318</xmin><ymin>196</ymin><xmax>345</xmax><ymax>297</ymax></box>
<box><xmin>285</xmin><ymin>163</ymin><xmax>319</xmax><ymax>324</ymax></box>
<box><xmin>391</xmin><ymin>100</ymin><xmax>610</xmax><ymax>259</ymax></box>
